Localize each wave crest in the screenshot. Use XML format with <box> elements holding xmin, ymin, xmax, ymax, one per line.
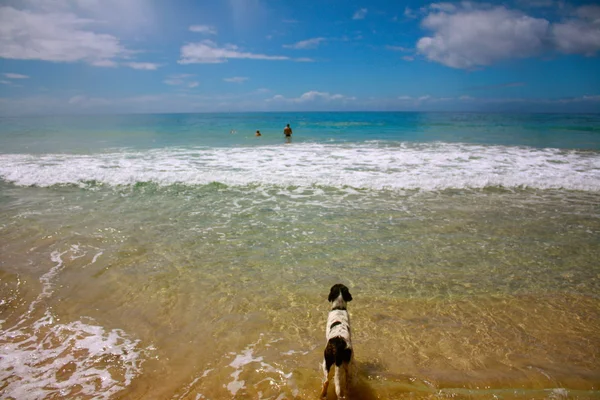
<box><xmin>0</xmin><ymin>143</ymin><xmax>599</xmax><ymax>192</ymax></box>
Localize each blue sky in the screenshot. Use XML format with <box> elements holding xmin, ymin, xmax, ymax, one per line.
<box><xmin>0</xmin><ymin>0</ymin><xmax>599</xmax><ymax>114</ymax></box>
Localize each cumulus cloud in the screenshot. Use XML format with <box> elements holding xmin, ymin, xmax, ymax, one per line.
<box><xmin>269</xmin><ymin>91</ymin><xmax>356</xmax><ymax>103</ymax></box>
<box><xmin>16</xmin><ymin>0</ymin><xmax>156</xmax><ymax>34</ymax></box>
<box><xmin>189</xmin><ymin>25</ymin><xmax>217</xmax><ymax>35</ymax></box>
<box><xmin>416</xmin><ymin>3</ymin><xmax>600</xmax><ymax>69</ymax></box>
<box><xmin>0</xmin><ymin>6</ymin><xmax>129</xmax><ymax>65</ymax></box>
<box><xmin>0</xmin><ymin>1</ymin><xmax>161</xmax><ymax>68</ymax></box>
<box><xmin>3</xmin><ymin>73</ymin><xmax>29</xmax><ymax>79</ymax></box>
<box><xmin>576</xmin><ymin>4</ymin><xmax>600</xmax><ymax>23</ymax></box>
<box><xmin>416</xmin><ymin>5</ymin><xmax>550</xmax><ymax>69</ymax></box>
<box><xmin>179</xmin><ymin>40</ymin><xmax>290</xmax><ymax>64</ymax></box>
<box><xmin>283</xmin><ymin>37</ymin><xmax>326</xmax><ymax>49</ymax></box>
<box><xmin>125</xmin><ymin>62</ymin><xmax>161</xmax><ymax>70</ymax></box>
<box><xmin>224</xmin><ymin>76</ymin><xmax>248</xmax><ymax>83</ymax></box>
<box><xmin>552</xmin><ymin>5</ymin><xmax>600</xmax><ymax>55</ymax></box>
<box><xmin>353</xmin><ymin>8</ymin><xmax>368</xmax><ymax>20</ymax></box>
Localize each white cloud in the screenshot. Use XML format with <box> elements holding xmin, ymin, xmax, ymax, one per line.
<box><xmin>430</xmin><ymin>3</ymin><xmax>457</xmax><ymax>13</ymax></box>
<box><xmin>269</xmin><ymin>91</ymin><xmax>356</xmax><ymax>103</ymax></box>
<box><xmin>188</xmin><ymin>81</ymin><xmax>199</xmax><ymax>88</ymax></box>
<box><xmin>0</xmin><ymin>6</ymin><xmax>129</xmax><ymax>65</ymax></box>
<box><xmin>416</xmin><ymin>4</ymin><xmax>600</xmax><ymax>69</ymax></box>
<box><xmin>0</xmin><ymin>2</ymin><xmax>161</xmax><ymax>68</ymax></box>
<box><xmin>386</xmin><ymin>45</ymin><xmax>410</xmax><ymax>52</ymax></box>
<box><xmin>575</xmin><ymin>5</ymin><xmax>600</xmax><ymax>23</ymax></box>
<box><xmin>179</xmin><ymin>40</ymin><xmax>289</xmax><ymax>64</ymax></box>
<box><xmin>404</xmin><ymin>7</ymin><xmax>417</xmax><ymax>19</ymax></box>
<box><xmin>18</xmin><ymin>0</ymin><xmax>156</xmax><ymax>33</ymax></box>
<box><xmin>283</xmin><ymin>37</ymin><xmax>326</xmax><ymax>49</ymax></box>
<box><xmin>0</xmin><ymin>80</ymin><xmax>12</xmax><ymax>85</ymax></box>
<box><xmin>353</xmin><ymin>8</ymin><xmax>368</xmax><ymax>20</ymax></box>
<box><xmin>125</xmin><ymin>62</ymin><xmax>161</xmax><ymax>70</ymax></box>
<box><xmin>402</xmin><ymin>55</ymin><xmax>415</xmax><ymax>61</ymax></box>
<box><xmin>416</xmin><ymin>5</ymin><xmax>549</xmax><ymax>69</ymax></box>
<box><xmin>224</xmin><ymin>76</ymin><xmax>248</xmax><ymax>83</ymax></box>
<box><xmin>552</xmin><ymin>6</ymin><xmax>600</xmax><ymax>56</ymax></box>
<box><xmin>4</xmin><ymin>73</ymin><xmax>29</xmax><ymax>79</ymax></box>
<box><xmin>91</xmin><ymin>59</ymin><xmax>118</xmax><ymax>67</ymax></box>
<box><xmin>164</xmin><ymin>74</ymin><xmax>196</xmax><ymax>86</ymax></box>
<box><xmin>189</xmin><ymin>25</ymin><xmax>217</xmax><ymax>35</ymax></box>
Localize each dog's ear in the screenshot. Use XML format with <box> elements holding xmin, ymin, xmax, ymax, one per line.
<box><xmin>342</xmin><ymin>286</ymin><xmax>353</xmax><ymax>302</ymax></box>
<box><xmin>328</xmin><ymin>285</ymin><xmax>340</xmax><ymax>302</ymax></box>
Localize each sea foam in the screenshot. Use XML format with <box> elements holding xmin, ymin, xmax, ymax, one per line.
<box><xmin>0</xmin><ymin>245</ymin><xmax>149</xmax><ymax>399</ymax></box>
<box><xmin>0</xmin><ymin>143</ymin><xmax>598</xmax><ymax>191</ymax></box>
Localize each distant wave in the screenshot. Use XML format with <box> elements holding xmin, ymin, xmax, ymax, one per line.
<box><xmin>0</xmin><ymin>143</ymin><xmax>599</xmax><ymax>192</ymax></box>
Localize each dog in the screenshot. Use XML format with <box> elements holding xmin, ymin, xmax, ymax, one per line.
<box><xmin>321</xmin><ymin>284</ymin><xmax>354</xmax><ymax>399</ymax></box>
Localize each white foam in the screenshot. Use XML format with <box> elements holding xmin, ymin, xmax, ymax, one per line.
<box><xmin>0</xmin><ymin>143</ymin><xmax>599</xmax><ymax>191</ymax></box>
<box><xmin>0</xmin><ymin>246</ymin><xmax>149</xmax><ymax>399</ymax></box>
<box><xmin>23</xmin><ymin>249</ymin><xmax>68</xmax><ymax>319</ymax></box>
<box><xmin>219</xmin><ymin>335</ymin><xmax>298</xmax><ymax>397</ymax></box>
<box><xmin>0</xmin><ymin>312</ymin><xmax>146</xmax><ymax>400</ymax></box>
<box><xmin>226</xmin><ymin>347</ymin><xmax>264</xmax><ymax>395</ymax></box>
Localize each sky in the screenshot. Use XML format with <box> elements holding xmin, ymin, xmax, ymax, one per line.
<box><xmin>0</xmin><ymin>0</ymin><xmax>599</xmax><ymax>115</ymax></box>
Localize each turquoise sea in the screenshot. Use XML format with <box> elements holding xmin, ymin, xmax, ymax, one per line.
<box><xmin>1</xmin><ymin>112</ymin><xmax>599</xmax><ymax>399</ymax></box>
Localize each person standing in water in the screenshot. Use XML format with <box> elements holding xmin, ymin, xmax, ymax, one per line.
<box><xmin>283</xmin><ymin>124</ymin><xmax>292</xmax><ymax>142</ymax></box>
<box><xmin>255</xmin><ymin>130</ymin><xmax>262</xmax><ymax>137</ymax></box>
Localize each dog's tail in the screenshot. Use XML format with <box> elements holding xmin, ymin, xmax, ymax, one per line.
<box><xmin>325</xmin><ymin>336</ymin><xmax>352</xmax><ymax>368</ymax></box>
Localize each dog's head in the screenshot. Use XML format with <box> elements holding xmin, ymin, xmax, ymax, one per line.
<box><xmin>328</xmin><ymin>284</ymin><xmax>352</xmax><ymax>309</ymax></box>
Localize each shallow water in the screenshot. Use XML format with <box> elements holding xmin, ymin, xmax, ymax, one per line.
<box><xmin>1</xmin><ymin>182</ymin><xmax>599</xmax><ymax>399</ymax></box>
<box><xmin>1</xmin><ymin>112</ymin><xmax>599</xmax><ymax>399</ymax></box>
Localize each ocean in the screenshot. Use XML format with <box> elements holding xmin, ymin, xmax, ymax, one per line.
<box><xmin>0</xmin><ymin>112</ymin><xmax>599</xmax><ymax>399</ymax></box>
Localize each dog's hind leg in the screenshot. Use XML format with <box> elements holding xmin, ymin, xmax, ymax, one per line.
<box><xmin>334</xmin><ymin>365</ymin><xmax>347</xmax><ymax>399</ymax></box>
<box><xmin>343</xmin><ymin>363</ymin><xmax>352</xmax><ymax>398</ymax></box>
<box><xmin>320</xmin><ymin>359</ymin><xmax>331</xmax><ymax>398</ymax></box>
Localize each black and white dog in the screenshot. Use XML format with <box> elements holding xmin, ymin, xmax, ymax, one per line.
<box><xmin>321</xmin><ymin>284</ymin><xmax>354</xmax><ymax>399</ymax></box>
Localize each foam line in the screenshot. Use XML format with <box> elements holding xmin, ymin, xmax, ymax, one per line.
<box><xmin>0</xmin><ymin>143</ymin><xmax>598</xmax><ymax>191</ymax></box>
